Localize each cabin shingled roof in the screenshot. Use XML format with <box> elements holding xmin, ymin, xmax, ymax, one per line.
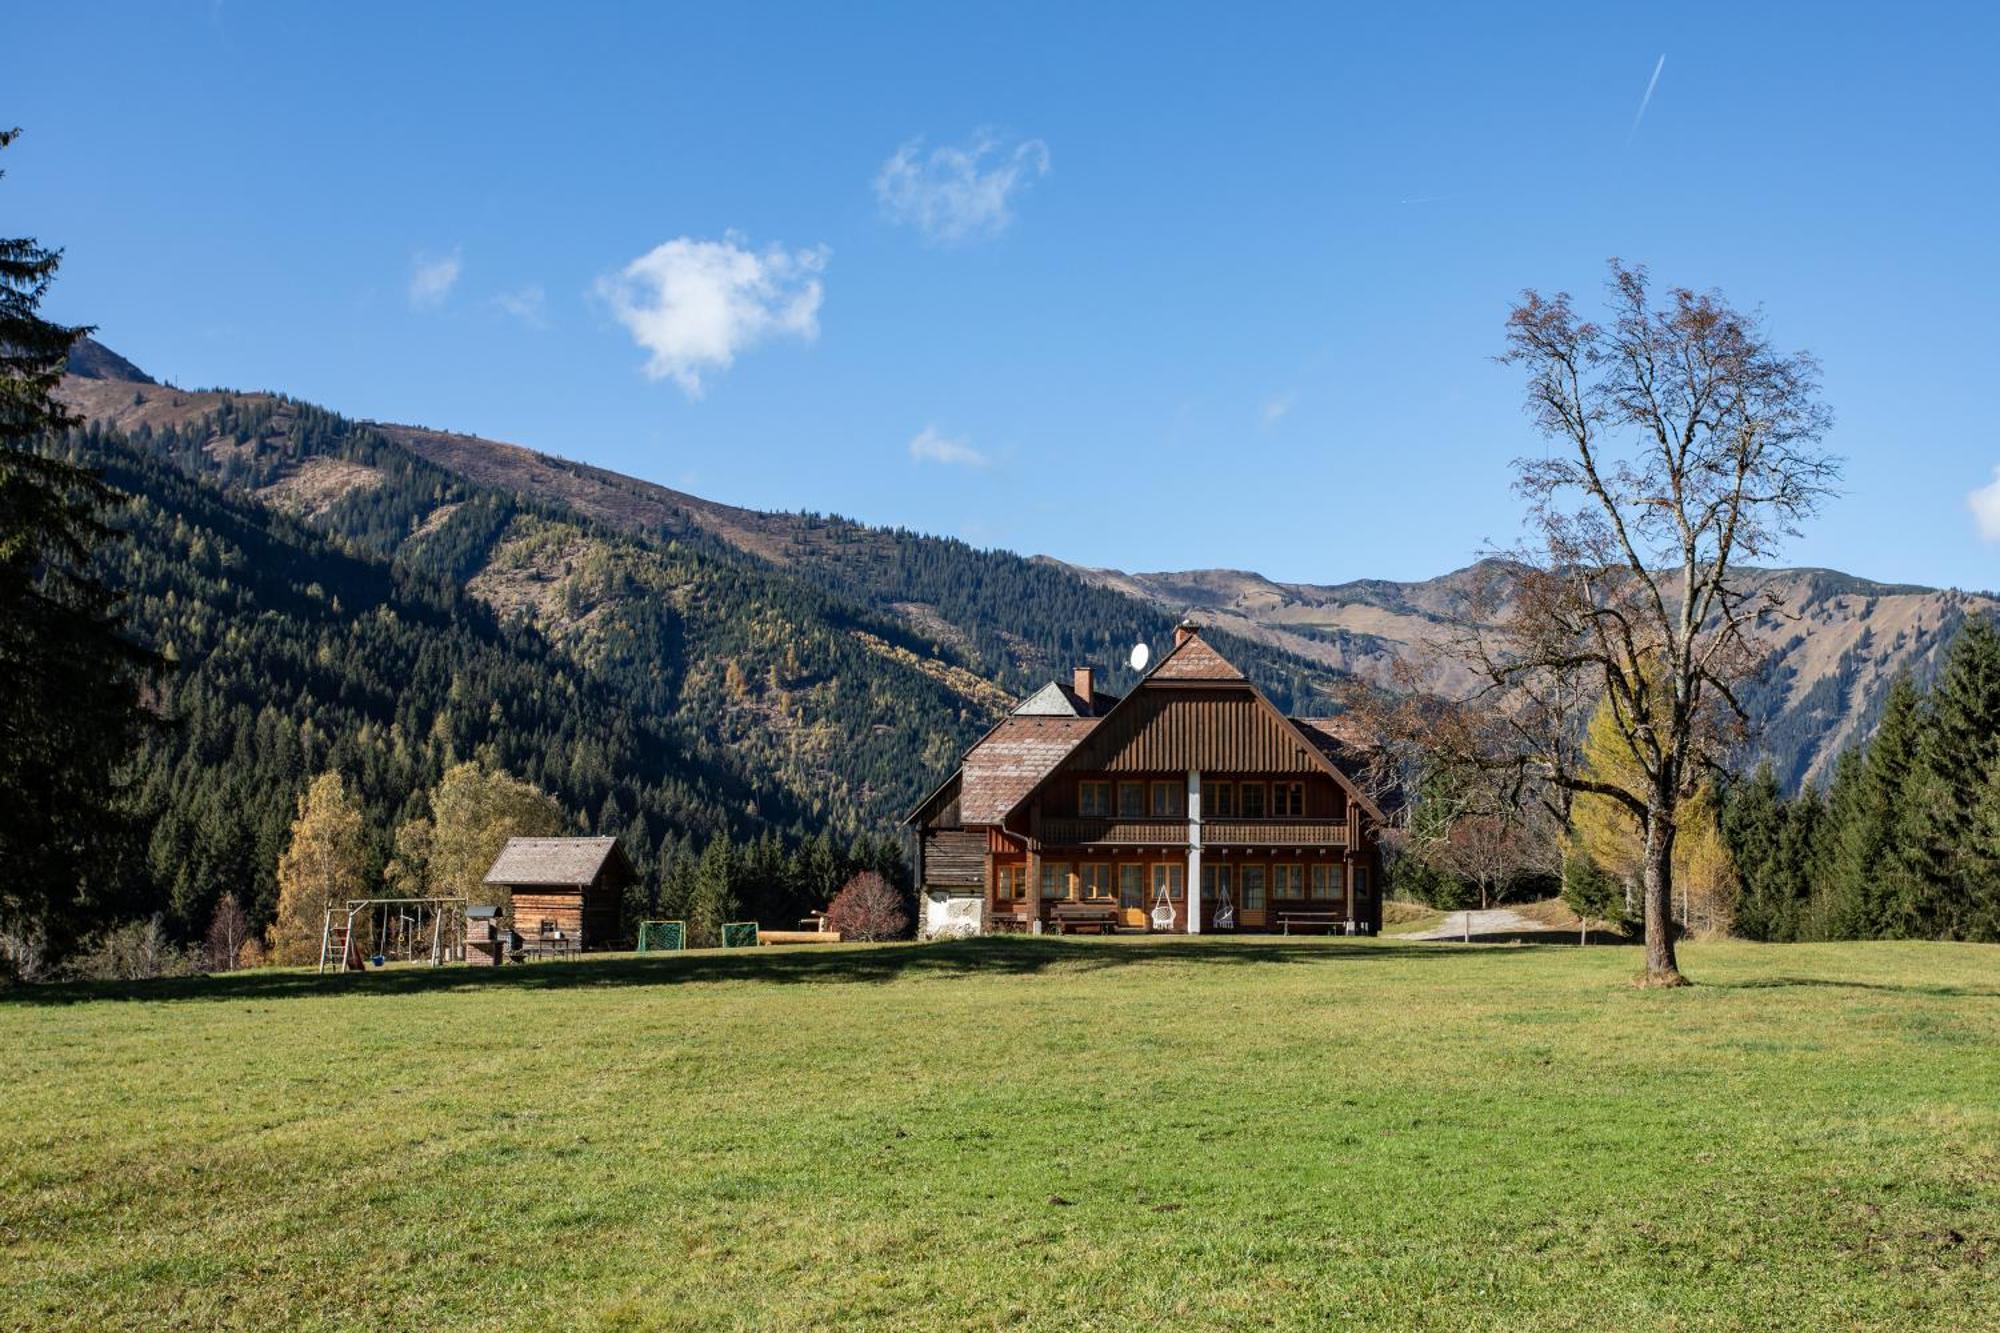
<box><xmin>483</xmin><ymin>836</ymin><xmax>635</xmax><ymax>887</ymax></box>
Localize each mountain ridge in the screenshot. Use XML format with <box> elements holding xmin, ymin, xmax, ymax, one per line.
<box><xmin>60</xmin><ymin>337</ymin><xmax>1995</xmax><ymax>793</ymax></box>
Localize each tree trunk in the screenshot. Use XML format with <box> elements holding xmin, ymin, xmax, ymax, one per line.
<box><xmin>1639</xmin><ymin>801</ymin><xmax>1687</xmax><ymax>986</ymax></box>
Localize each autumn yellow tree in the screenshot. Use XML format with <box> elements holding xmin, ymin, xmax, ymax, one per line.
<box><xmin>409</xmin><ymin>761</ymin><xmax>565</xmax><ymax>914</ymax></box>
<box><xmin>269</xmin><ymin>772</ymin><xmax>369</xmax><ymax>964</ymax></box>
<box><xmin>1573</xmin><ymin>694</ymin><xmax>1738</xmax><ymax>935</ymax></box>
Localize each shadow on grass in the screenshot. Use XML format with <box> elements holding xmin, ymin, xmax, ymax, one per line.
<box><xmin>1709</xmin><ymin>976</ymin><xmax>2000</xmax><ymax>999</ymax></box>
<box><xmin>3</xmin><ymin>934</ymin><xmax>1547</xmax><ymax>1007</ymax></box>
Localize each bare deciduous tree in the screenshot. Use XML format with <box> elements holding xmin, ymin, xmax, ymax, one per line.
<box><xmin>1449</xmin><ymin>261</ymin><xmax>1836</xmax><ymax>985</ymax></box>
<box><xmin>205</xmin><ymin>892</ymin><xmax>250</xmax><ymax>972</ymax></box>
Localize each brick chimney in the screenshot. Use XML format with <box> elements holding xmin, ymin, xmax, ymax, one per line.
<box><xmin>1072</xmin><ymin>666</ymin><xmax>1095</xmax><ymax>712</ymax></box>
<box><xmin>1174</xmin><ymin>617</ymin><xmax>1199</xmax><ymax>648</ymax></box>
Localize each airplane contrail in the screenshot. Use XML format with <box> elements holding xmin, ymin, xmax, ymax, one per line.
<box><xmin>1627</xmin><ymin>54</ymin><xmax>1666</xmax><ymax>144</ymax></box>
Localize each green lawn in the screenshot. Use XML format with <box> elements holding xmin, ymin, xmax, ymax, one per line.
<box><xmin>4</xmin><ymin>937</ymin><xmax>1997</xmax><ymax>1330</ymax></box>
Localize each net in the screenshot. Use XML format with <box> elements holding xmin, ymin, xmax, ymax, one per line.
<box><xmin>636</xmin><ymin>920</ymin><xmax>686</xmax><ymax>953</ymax></box>
<box><xmin>720</xmin><ymin>921</ymin><xmax>760</xmax><ymax>949</ymax></box>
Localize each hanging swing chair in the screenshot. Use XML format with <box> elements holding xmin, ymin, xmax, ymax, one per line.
<box><xmin>1212</xmin><ymin>878</ymin><xmax>1236</xmax><ymax>932</ymax></box>
<box><xmin>1150</xmin><ymin>880</ymin><xmax>1176</xmax><ymax>932</ymax></box>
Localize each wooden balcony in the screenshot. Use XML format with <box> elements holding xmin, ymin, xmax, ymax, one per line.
<box><xmin>1204</xmin><ymin>819</ymin><xmax>1349</xmax><ymax>848</ymax></box>
<box><xmin>1034</xmin><ymin>816</ymin><xmax>1349</xmax><ymax>849</ymax></box>
<box><xmin>1036</xmin><ymin>817</ymin><xmax>1188</xmax><ymax>847</ymax></box>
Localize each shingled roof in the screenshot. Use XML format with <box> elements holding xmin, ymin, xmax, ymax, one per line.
<box><xmin>957</xmin><ymin>715</ymin><xmax>1100</xmax><ymax>824</ymax></box>
<box><xmin>483</xmin><ymin>836</ymin><xmax>636</xmax><ymax>888</ymax></box>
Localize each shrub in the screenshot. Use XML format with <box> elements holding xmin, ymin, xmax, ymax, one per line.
<box><xmin>0</xmin><ymin>917</ymin><xmax>51</xmax><ymax>985</ymax></box>
<box><xmin>825</xmin><ymin>872</ymin><xmax>909</xmax><ymax>942</ymax></box>
<box><xmin>67</xmin><ymin>917</ymin><xmax>202</xmax><ymax>981</ymax></box>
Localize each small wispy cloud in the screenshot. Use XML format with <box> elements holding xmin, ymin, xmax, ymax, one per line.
<box><xmin>875</xmin><ymin>130</ymin><xmax>1050</xmax><ymax>245</ymax></box>
<box><xmin>494</xmin><ymin>284</ymin><xmax>547</xmax><ymax>328</ymax></box>
<box><xmin>908</xmin><ymin>425</ymin><xmax>988</xmax><ymax>468</ymax></box>
<box><xmin>408</xmin><ymin>250</ymin><xmax>462</xmax><ymax>311</ymax></box>
<box><xmin>1626</xmin><ymin>54</ymin><xmax>1666</xmax><ymax>145</ymax></box>
<box><xmin>1970</xmin><ymin>466</ymin><xmax>2000</xmax><ymax>541</ymax></box>
<box><xmin>596</xmin><ymin>232</ymin><xmax>827</xmax><ymax>397</ymax></box>
<box><xmin>1261</xmin><ymin>393</ymin><xmax>1296</xmax><ymax>428</ymax></box>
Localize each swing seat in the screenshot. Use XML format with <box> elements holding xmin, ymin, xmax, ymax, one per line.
<box><xmin>1214</xmin><ymin>905</ymin><xmax>1236</xmax><ymax>930</ymax></box>
<box><xmin>1150</xmin><ymin>904</ymin><xmax>1176</xmax><ymax>930</ymax></box>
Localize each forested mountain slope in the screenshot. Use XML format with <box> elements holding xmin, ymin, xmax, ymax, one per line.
<box><xmin>59</xmin><ymin>326</ymin><xmax>1990</xmax><ymax>936</ymax></box>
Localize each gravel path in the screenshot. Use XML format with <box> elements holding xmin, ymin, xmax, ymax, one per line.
<box><xmin>1400</xmin><ymin>907</ymin><xmax>1559</xmax><ymax>941</ymax></box>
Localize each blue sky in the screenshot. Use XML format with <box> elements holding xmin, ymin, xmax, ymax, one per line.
<box><xmin>14</xmin><ymin>2</ymin><xmax>2000</xmax><ymax>590</ymax></box>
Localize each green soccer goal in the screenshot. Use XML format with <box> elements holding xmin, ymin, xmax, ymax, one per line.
<box><xmin>719</xmin><ymin>921</ymin><xmax>759</xmax><ymax>949</ymax></box>
<box><xmin>636</xmin><ymin>920</ymin><xmax>686</xmax><ymax>953</ymax></box>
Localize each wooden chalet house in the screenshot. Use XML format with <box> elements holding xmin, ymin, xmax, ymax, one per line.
<box><xmin>908</xmin><ymin>623</ymin><xmax>1386</xmax><ymax>936</ymax></box>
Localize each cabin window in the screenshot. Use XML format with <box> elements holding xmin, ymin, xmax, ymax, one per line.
<box><xmin>1354</xmin><ymin>867</ymin><xmax>1371</xmax><ymax>900</ymax></box>
<box><xmin>1041</xmin><ymin>861</ymin><xmax>1075</xmax><ymax>901</ymax></box>
<box><xmin>1117</xmin><ymin>781</ymin><xmax>1147</xmax><ymax>818</ymax></box>
<box><xmin>1273</xmin><ymin>781</ymin><xmax>1305</xmax><ymax>818</ymax></box>
<box><xmin>1200</xmin><ymin>863</ymin><xmax>1233</xmax><ymax>904</ymax></box>
<box><xmin>1118</xmin><ymin>863</ymin><xmax>1146</xmax><ymax>908</ymax></box>
<box><xmin>1078</xmin><ymin>781</ymin><xmax>1111</xmax><ymax>817</ymax></box>
<box><xmin>1240</xmin><ymin>864</ymin><xmax>1267</xmax><ymax>912</ymax></box>
<box><xmin>1151</xmin><ymin>862</ymin><xmax>1185</xmax><ymax>901</ymax></box>
<box><xmin>1273</xmin><ymin>863</ymin><xmax>1304</xmax><ymax>899</ymax></box>
<box><xmin>1239</xmin><ymin>782</ymin><xmax>1267</xmax><ymax>819</ymax></box>
<box><xmin>997</xmin><ymin>865</ymin><xmax>1027</xmax><ymax>900</ymax></box>
<box><xmin>1206</xmin><ymin>780</ymin><xmax>1234</xmax><ymax>818</ymax></box>
<box><xmin>1151</xmin><ymin>781</ymin><xmax>1181</xmax><ymax>818</ymax></box>
<box><xmin>1080</xmin><ymin>863</ymin><xmax>1114</xmax><ymax>900</ymax></box>
<box><xmin>1309</xmin><ymin>864</ymin><xmax>1340</xmax><ymax>901</ymax></box>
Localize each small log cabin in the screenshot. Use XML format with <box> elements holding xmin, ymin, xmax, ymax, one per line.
<box><xmin>907</xmin><ymin>623</ymin><xmax>1387</xmax><ymax>935</ymax></box>
<box><xmin>482</xmin><ymin>836</ymin><xmax>635</xmax><ymax>949</ymax></box>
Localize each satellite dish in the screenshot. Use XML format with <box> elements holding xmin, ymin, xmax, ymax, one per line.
<box><xmin>1129</xmin><ymin>641</ymin><xmax>1151</xmax><ymax>673</ymax></box>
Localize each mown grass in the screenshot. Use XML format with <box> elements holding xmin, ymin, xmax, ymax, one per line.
<box><xmin>4</xmin><ymin>937</ymin><xmax>1997</xmax><ymax>1330</ymax></box>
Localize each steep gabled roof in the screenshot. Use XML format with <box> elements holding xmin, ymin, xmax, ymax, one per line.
<box><xmin>484</xmin><ymin>836</ymin><xmax>635</xmax><ymax>888</ymax></box>
<box><xmin>996</xmin><ymin>627</ymin><xmax>1386</xmax><ymax>825</ymax></box>
<box><xmin>1011</xmin><ymin>680</ymin><xmax>1122</xmax><ymax>717</ymax></box>
<box><xmin>1147</xmin><ymin>632</ymin><xmax>1246</xmax><ymax>681</ymax></box>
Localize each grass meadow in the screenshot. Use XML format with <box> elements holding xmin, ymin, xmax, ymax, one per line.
<box><xmin>3</xmin><ymin>936</ymin><xmax>1997</xmax><ymax>1330</ymax></box>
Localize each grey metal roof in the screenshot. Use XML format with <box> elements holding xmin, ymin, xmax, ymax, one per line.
<box><xmin>483</xmin><ymin>836</ymin><xmax>634</xmax><ymax>887</ymax></box>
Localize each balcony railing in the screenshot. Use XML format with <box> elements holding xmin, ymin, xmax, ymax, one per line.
<box><xmin>1204</xmin><ymin>819</ymin><xmax>1349</xmax><ymax>848</ymax></box>
<box><xmin>1034</xmin><ymin>816</ymin><xmax>1349</xmax><ymax>848</ymax></box>
<box><xmin>1036</xmin><ymin>817</ymin><xmax>1187</xmax><ymax>847</ymax></box>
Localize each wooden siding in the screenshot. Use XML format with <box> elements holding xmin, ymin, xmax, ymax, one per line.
<box><xmin>1065</xmin><ymin>689</ymin><xmax>1324</xmax><ymax>774</ymax></box>
<box><xmin>510</xmin><ymin>889</ymin><xmax>619</xmax><ymax>947</ymax></box>
<box><xmin>922</xmin><ymin>829</ymin><xmax>986</xmax><ymax>888</ymax></box>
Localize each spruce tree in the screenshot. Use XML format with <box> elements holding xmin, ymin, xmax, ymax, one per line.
<box><xmin>0</xmin><ymin>128</ymin><xmax>154</xmax><ymax>963</ymax></box>
<box><xmin>1721</xmin><ymin>765</ymin><xmax>1786</xmax><ymax>940</ymax></box>
<box><xmin>1968</xmin><ymin>756</ymin><xmax>2000</xmax><ymax>940</ymax></box>
<box><xmin>1820</xmin><ymin>678</ymin><xmax>1923</xmax><ymax>938</ymax></box>
<box><xmin>1896</xmin><ymin>616</ymin><xmax>2000</xmax><ymax>938</ymax></box>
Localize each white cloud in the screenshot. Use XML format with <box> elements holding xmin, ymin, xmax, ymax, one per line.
<box><xmin>908</xmin><ymin>425</ymin><xmax>987</xmax><ymax>468</ymax></box>
<box><xmin>1971</xmin><ymin>466</ymin><xmax>2000</xmax><ymax>541</ymax></box>
<box><xmin>874</xmin><ymin>130</ymin><xmax>1050</xmax><ymax>244</ymax></box>
<box><xmin>494</xmin><ymin>284</ymin><xmax>547</xmax><ymax>327</ymax></box>
<box><xmin>596</xmin><ymin>233</ymin><xmax>826</xmax><ymax>397</ymax></box>
<box><xmin>1262</xmin><ymin>393</ymin><xmax>1296</xmax><ymax>428</ymax></box>
<box><xmin>408</xmin><ymin>250</ymin><xmax>462</xmax><ymax>310</ymax></box>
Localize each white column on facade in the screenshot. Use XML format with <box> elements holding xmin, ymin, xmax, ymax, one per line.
<box><xmin>1186</xmin><ymin>767</ymin><xmax>1203</xmax><ymax>934</ymax></box>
